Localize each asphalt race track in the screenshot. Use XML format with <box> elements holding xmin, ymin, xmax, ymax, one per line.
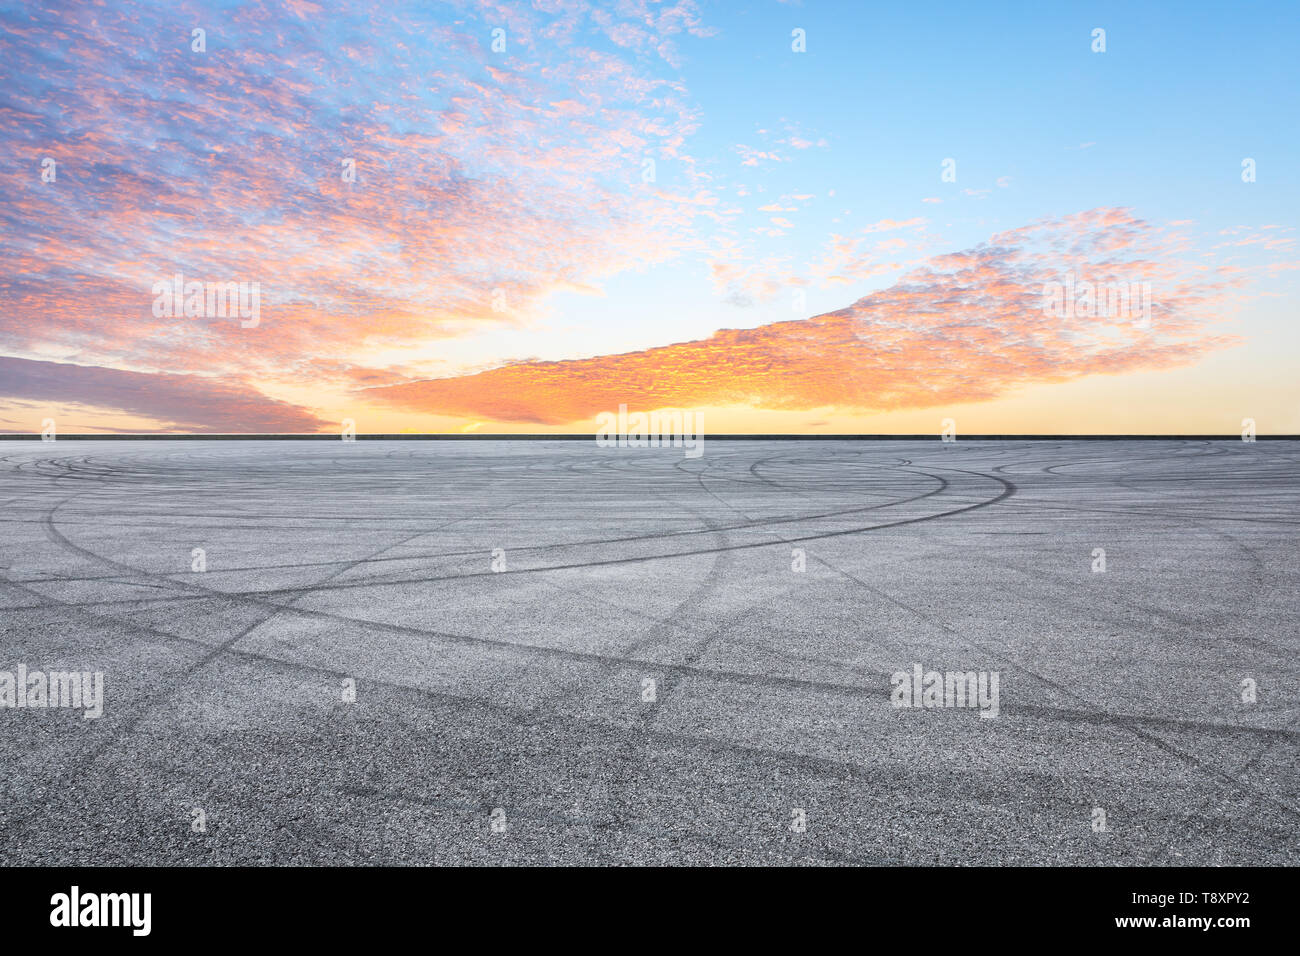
<box><xmin>1</xmin><ymin>439</ymin><xmax>1297</xmax><ymax>865</ymax></box>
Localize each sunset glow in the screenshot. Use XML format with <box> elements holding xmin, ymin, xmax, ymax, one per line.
<box><xmin>2</xmin><ymin>1</ymin><xmax>1296</xmax><ymax>433</ymax></box>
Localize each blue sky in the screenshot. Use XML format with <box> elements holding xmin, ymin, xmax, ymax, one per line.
<box><xmin>531</xmin><ymin>0</ymin><xmax>1297</xmax><ymax>363</ymax></box>
<box><xmin>1</xmin><ymin>0</ymin><xmax>1296</xmax><ymax>432</ymax></box>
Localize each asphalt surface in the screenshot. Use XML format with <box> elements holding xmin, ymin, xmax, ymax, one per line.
<box><xmin>1</xmin><ymin>439</ymin><xmax>1297</xmax><ymax>865</ymax></box>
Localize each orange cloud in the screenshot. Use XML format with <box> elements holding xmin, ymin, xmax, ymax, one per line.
<box><xmin>365</xmin><ymin>209</ymin><xmax>1243</xmax><ymax>424</ymax></box>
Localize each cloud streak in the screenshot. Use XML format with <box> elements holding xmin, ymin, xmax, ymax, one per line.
<box><xmin>0</xmin><ymin>357</ymin><xmax>325</xmax><ymax>433</ymax></box>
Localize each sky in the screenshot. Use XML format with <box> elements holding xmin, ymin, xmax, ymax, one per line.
<box><xmin>1</xmin><ymin>0</ymin><xmax>1297</xmax><ymax>435</ymax></box>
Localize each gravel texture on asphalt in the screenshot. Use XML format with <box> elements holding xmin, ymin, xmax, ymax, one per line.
<box><xmin>1</xmin><ymin>438</ymin><xmax>1296</xmax><ymax>865</ymax></box>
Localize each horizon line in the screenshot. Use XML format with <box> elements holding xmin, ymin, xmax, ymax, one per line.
<box><xmin>2</xmin><ymin>433</ymin><xmax>1295</xmax><ymax>442</ymax></box>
